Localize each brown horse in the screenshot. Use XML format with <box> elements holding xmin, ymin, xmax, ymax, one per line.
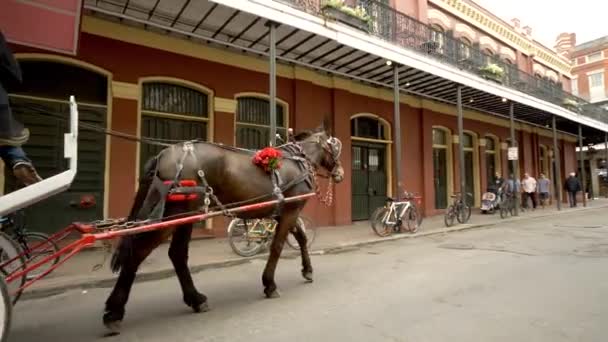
<box><xmin>103</xmin><ymin>119</ymin><xmax>344</xmax><ymax>332</ymax></box>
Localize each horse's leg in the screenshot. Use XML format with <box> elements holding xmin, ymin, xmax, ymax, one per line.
<box><xmin>290</xmin><ymin>223</ymin><xmax>313</xmax><ymax>282</ymax></box>
<box><xmin>103</xmin><ymin>231</ymin><xmax>165</xmax><ymax>333</ymax></box>
<box><xmin>262</xmin><ymin>211</ymin><xmax>299</xmax><ymax>298</ymax></box>
<box><xmin>169</xmin><ymin>222</ymin><xmax>209</xmax><ymax>313</ymax></box>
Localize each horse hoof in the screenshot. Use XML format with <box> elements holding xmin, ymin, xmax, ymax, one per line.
<box><xmin>103</xmin><ymin>310</ymin><xmax>123</xmax><ymax>335</ymax></box>
<box><xmin>103</xmin><ymin>321</ymin><xmax>121</xmax><ymax>336</ymax></box>
<box><xmin>302</xmin><ymin>271</ymin><xmax>314</xmax><ymax>283</ymax></box>
<box><xmin>192</xmin><ymin>301</ymin><xmax>210</xmax><ymax>313</ymax></box>
<box><xmin>264</xmin><ymin>288</ymin><xmax>281</xmax><ymax>299</ymax></box>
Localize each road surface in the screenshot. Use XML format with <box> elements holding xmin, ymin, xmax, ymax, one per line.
<box><xmin>9</xmin><ymin>208</ymin><xmax>608</xmax><ymax>341</ymax></box>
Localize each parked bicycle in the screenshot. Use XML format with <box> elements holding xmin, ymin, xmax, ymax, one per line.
<box><xmin>499</xmin><ymin>193</ymin><xmax>516</xmax><ymax>219</ymax></box>
<box><xmin>0</xmin><ymin>210</ymin><xmax>59</xmax><ymax>281</ymax></box>
<box><xmin>370</xmin><ymin>192</ymin><xmax>421</xmax><ymax>237</ymax></box>
<box><xmin>227</xmin><ymin>216</ymin><xmax>316</xmax><ymax>257</ymax></box>
<box><xmin>444</xmin><ymin>192</ymin><xmax>472</xmax><ymax>227</ymax></box>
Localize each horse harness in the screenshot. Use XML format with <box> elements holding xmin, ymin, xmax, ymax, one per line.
<box><xmin>143</xmin><ymin>137</ymin><xmax>340</xmax><ymax>221</ymax></box>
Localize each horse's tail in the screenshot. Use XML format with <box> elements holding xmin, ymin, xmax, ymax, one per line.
<box><xmin>110</xmin><ymin>156</ymin><xmax>159</xmax><ymax>274</ymax></box>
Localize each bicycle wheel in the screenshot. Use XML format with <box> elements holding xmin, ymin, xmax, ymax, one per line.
<box><xmin>227</xmin><ymin>218</ymin><xmax>267</xmax><ymax>257</ymax></box>
<box><xmin>404</xmin><ymin>207</ymin><xmax>419</xmax><ymax>233</ymax></box>
<box><xmin>286</xmin><ymin>216</ymin><xmax>316</xmax><ymax>250</ymax></box>
<box><xmin>0</xmin><ymin>232</ymin><xmax>26</xmax><ymax>305</ymax></box>
<box><xmin>444</xmin><ymin>207</ymin><xmax>455</xmax><ymax>227</ymax></box>
<box><xmin>0</xmin><ymin>277</ymin><xmax>11</xmax><ymax>342</ymax></box>
<box><xmin>17</xmin><ymin>232</ymin><xmax>60</xmax><ymax>280</ymax></box>
<box><xmin>370</xmin><ymin>207</ymin><xmax>392</xmax><ymax>237</ymax></box>
<box><xmin>500</xmin><ymin>203</ymin><xmax>509</xmax><ymax>219</ymax></box>
<box><xmin>457</xmin><ymin>203</ymin><xmax>471</xmax><ymax>224</ymax></box>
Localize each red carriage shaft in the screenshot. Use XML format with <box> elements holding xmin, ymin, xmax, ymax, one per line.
<box><xmin>6</xmin><ymin>192</ymin><xmax>316</xmax><ymax>294</ymax></box>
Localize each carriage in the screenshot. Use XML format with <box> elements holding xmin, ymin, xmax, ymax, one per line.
<box><xmin>0</xmin><ymin>96</ymin><xmax>343</xmax><ymax>341</ymax></box>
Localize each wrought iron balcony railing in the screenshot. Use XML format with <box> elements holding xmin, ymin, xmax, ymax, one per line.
<box><xmin>278</xmin><ymin>0</ymin><xmax>607</xmax><ymax>123</ymax></box>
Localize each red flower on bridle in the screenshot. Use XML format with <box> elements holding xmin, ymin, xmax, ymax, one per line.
<box><xmin>252</xmin><ymin>147</ymin><xmax>283</xmax><ymax>173</ymax></box>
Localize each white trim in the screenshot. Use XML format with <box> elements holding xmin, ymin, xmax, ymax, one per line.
<box><xmin>586</xmin><ymin>51</ymin><xmax>604</xmax><ymax>63</ymax></box>
<box><xmin>190</xmin><ymin>1</ymin><xmax>608</xmax><ymax>133</ymax></box>
<box><xmin>586</xmin><ymin>68</ymin><xmax>605</xmax><ymax>76</ymax></box>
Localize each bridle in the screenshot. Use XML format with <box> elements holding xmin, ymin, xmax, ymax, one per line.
<box><xmin>298</xmin><ymin>134</ymin><xmax>342</xmax><ymax>178</ymax></box>
<box><xmin>296</xmin><ymin>134</ymin><xmax>343</xmax><ymax>206</ymax></box>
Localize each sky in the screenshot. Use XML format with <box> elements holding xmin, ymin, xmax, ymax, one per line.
<box><xmin>473</xmin><ymin>0</ymin><xmax>607</xmax><ymax>50</ymax></box>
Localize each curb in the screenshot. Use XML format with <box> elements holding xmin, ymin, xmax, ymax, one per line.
<box><xmin>20</xmin><ymin>204</ymin><xmax>608</xmax><ymax>301</ymax></box>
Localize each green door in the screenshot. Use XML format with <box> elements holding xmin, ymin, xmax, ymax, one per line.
<box><xmin>433</xmin><ymin>148</ymin><xmax>448</xmax><ymax>209</ymax></box>
<box><xmin>351</xmin><ymin>143</ymin><xmax>387</xmax><ymax>221</ymax></box>
<box><xmin>5</xmin><ymin>97</ymin><xmax>106</xmax><ymax>234</ymax></box>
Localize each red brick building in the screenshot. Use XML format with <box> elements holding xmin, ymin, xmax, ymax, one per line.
<box><xmin>558</xmin><ymin>34</ymin><xmax>608</xmax><ymax>108</ymax></box>
<box><xmin>2</xmin><ymin>0</ymin><xmax>603</xmax><ymax>238</ymax></box>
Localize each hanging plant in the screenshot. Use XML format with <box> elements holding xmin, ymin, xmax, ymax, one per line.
<box><xmin>252</xmin><ymin>147</ymin><xmax>283</xmax><ymax>173</ymax></box>
<box><xmin>478</xmin><ymin>63</ymin><xmax>505</xmax><ymax>82</ymax></box>
<box><xmin>321</xmin><ymin>0</ymin><xmax>372</xmax><ymax>32</ymax></box>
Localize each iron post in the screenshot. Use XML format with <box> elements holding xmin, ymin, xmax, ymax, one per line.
<box><xmin>552</xmin><ymin>115</ymin><xmax>562</xmax><ymax>210</ymax></box>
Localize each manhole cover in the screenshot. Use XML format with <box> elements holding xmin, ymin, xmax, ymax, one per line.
<box><xmin>438</xmin><ymin>243</ymin><xmax>474</xmax><ymax>250</ymax></box>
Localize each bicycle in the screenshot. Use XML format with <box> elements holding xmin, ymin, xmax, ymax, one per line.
<box><xmin>370</xmin><ymin>192</ymin><xmax>420</xmax><ymax>237</ymax></box>
<box><xmin>227</xmin><ymin>216</ymin><xmax>316</xmax><ymax>257</ymax></box>
<box><xmin>443</xmin><ymin>192</ymin><xmax>472</xmax><ymax>227</ymax></box>
<box><xmin>0</xmin><ymin>210</ymin><xmax>59</xmax><ymax>281</ymax></box>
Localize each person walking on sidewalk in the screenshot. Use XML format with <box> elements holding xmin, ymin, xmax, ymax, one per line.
<box><xmin>0</xmin><ymin>30</ymin><xmax>42</xmax><ymax>186</ymax></box>
<box><xmin>565</xmin><ymin>172</ymin><xmax>582</xmax><ymax>208</ymax></box>
<box><xmin>537</xmin><ymin>173</ymin><xmax>551</xmax><ymax>209</ymax></box>
<box><xmin>521</xmin><ymin>173</ymin><xmax>537</xmax><ymax>210</ymax></box>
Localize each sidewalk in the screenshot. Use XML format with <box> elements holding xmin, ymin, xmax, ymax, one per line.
<box><xmin>21</xmin><ymin>199</ymin><xmax>608</xmax><ymax>300</ymax></box>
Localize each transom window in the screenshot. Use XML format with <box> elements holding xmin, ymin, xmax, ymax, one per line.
<box><xmin>351</xmin><ymin>116</ymin><xmax>387</xmax><ymax>140</ymax></box>
<box><xmin>236</xmin><ymin>96</ymin><xmax>286</xmax><ymax>150</ymax></box>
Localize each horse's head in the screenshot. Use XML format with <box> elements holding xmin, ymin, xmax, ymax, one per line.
<box><xmin>293</xmin><ymin>116</ymin><xmax>344</xmax><ymax>183</ymax></box>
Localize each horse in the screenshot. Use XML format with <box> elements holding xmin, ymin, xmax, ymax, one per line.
<box><xmin>102</xmin><ymin>118</ymin><xmax>344</xmax><ymax>332</ymax></box>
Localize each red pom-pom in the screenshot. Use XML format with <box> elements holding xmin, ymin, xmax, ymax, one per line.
<box><xmin>252</xmin><ymin>147</ymin><xmax>283</xmax><ymax>173</ymax></box>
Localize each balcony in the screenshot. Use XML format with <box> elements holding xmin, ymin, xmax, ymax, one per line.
<box><xmin>279</xmin><ymin>0</ymin><xmax>607</xmax><ymax>124</ymax></box>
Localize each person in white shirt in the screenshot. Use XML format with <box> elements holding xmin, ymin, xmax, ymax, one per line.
<box><xmin>521</xmin><ymin>172</ymin><xmax>537</xmax><ymax>209</ymax></box>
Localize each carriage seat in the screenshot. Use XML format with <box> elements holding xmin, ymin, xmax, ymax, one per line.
<box><xmin>163</xmin><ymin>180</ymin><xmax>205</xmax><ymax>202</ymax></box>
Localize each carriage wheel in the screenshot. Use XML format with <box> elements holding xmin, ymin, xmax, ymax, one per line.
<box><xmin>286</xmin><ymin>216</ymin><xmax>317</xmax><ymax>250</ymax></box>
<box><xmin>0</xmin><ymin>277</ymin><xmax>11</xmax><ymax>342</ymax></box>
<box><xmin>0</xmin><ymin>232</ymin><xmax>26</xmax><ymax>305</ymax></box>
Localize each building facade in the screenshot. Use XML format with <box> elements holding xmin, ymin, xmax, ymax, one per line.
<box><xmin>559</xmin><ymin>34</ymin><xmax>608</xmax><ymax>108</ymax></box>
<box><xmin>2</xmin><ymin>0</ymin><xmax>586</xmax><ymax>238</ymax></box>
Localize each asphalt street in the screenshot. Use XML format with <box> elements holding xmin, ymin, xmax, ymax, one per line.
<box><xmin>9</xmin><ymin>208</ymin><xmax>608</xmax><ymax>342</ymax></box>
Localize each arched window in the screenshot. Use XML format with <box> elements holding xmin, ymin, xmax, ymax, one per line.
<box><xmin>430</xmin><ymin>24</ymin><xmax>445</xmax><ymax>53</ymax></box>
<box><xmin>459</xmin><ymin>37</ymin><xmax>472</xmax><ymax>60</ymax></box>
<box><xmin>483</xmin><ymin>48</ymin><xmax>494</xmax><ymax>65</ymax></box>
<box><xmin>351</xmin><ymin>115</ymin><xmax>391</xmax><ymax>221</ymax></box>
<box><xmin>236</xmin><ymin>95</ymin><xmax>287</xmax><ymax>150</ymax></box>
<box><xmin>485</xmin><ymin>135</ymin><xmax>501</xmax><ymax>187</ymax></box>
<box><xmin>140</xmin><ymin>81</ymin><xmax>211</xmax><ymax>171</ymax></box>
<box><xmin>433</xmin><ymin>127</ymin><xmax>452</xmax><ymax>209</ymax></box>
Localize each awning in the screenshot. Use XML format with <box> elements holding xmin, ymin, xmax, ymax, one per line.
<box><xmin>83</xmin><ymin>0</ymin><xmax>608</xmax><ymax>143</ymax></box>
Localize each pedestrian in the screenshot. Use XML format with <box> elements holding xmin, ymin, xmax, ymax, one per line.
<box><xmin>521</xmin><ymin>172</ymin><xmax>537</xmax><ymax>210</ymax></box>
<box><xmin>491</xmin><ymin>171</ymin><xmax>504</xmax><ymax>193</ymax></box>
<box><xmin>564</xmin><ymin>172</ymin><xmax>582</xmax><ymax>208</ymax></box>
<box><xmin>0</xmin><ymin>30</ymin><xmax>41</xmax><ymax>186</ymax></box>
<box><xmin>537</xmin><ymin>173</ymin><xmax>551</xmax><ymax>209</ymax></box>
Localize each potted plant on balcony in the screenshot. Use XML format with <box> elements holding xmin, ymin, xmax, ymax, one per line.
<box><xmin>321</xmin><ymin>0</ymin><xmax>371</xmax><ymax>33</ymax></box>
<box><xmin>562</xmin><ymin>98</ymin><xmax>582</xmax><ymax>113</ymax></box>
<box><xmin>478</xmin><ymin>63</ymin><xmax>505</xmax><ymax>84</ymax></box>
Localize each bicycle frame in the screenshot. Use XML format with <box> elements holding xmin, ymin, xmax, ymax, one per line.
<box><xmin>383</xmin><ymin>201</ymin><xmax>412</xmax><ymax>225</ymax></box>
